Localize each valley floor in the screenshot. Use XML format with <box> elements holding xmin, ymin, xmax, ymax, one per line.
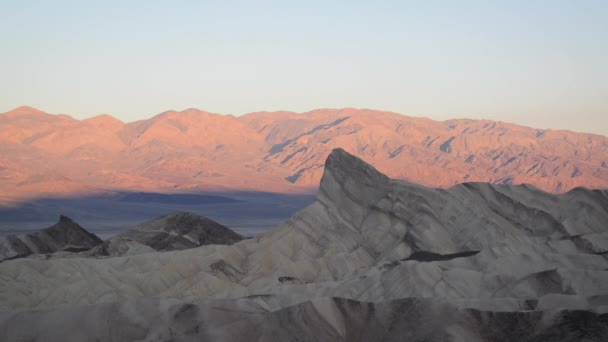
<box><xmin>0</xmin><ymin>191</ymin><xmax>315</xmax><ymax>238</ymax></box>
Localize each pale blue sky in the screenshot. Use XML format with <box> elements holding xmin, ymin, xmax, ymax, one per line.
<box><xmin>1</xmin><ymin>0</ymin><xmax>607</xmax><ymax>135</ymax></box>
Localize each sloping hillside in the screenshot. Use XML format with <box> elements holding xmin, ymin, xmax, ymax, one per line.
<box><xmin>1</xmin><ymin>149</ymin><xmax>607</xmax><ymax>341</ymax></box>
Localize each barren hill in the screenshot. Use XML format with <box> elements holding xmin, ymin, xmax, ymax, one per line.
<box><xmin>1</xmin><ymin>106</ymin><xmax>607</xmax><ymax>202</ymax></box>
<box><xmin>87</xmin><ymin>211</ymin><xmax>244</xmax><ymax>257</ymax></box>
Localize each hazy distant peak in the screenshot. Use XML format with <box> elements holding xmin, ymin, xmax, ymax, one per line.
<box><xmin>182</xmin><ymin>108</ymin><xmax>212</xmax><ymax>114</ymax></box>
<box><xmin>156</xmin><ymin>108</ymin><xmax>220</xmax><ymax>118</ymax></box>
<box><xmin>3</xmin><ymin>106</ymin><xmax>48</xmax><ymax>117</ymax></box>
<box><xmin>84</xmin><ymin>114</ymin><xmax>124</xmax><ymax>125</ymax></box>
<box><xmin>9</xmin><ymin>106</ymin><xmax>46</xmax><ymax>114</ymax></box>
<box><xmin>1</xmin><ymin>106</ymin><xmax>77</xmax><ymax>123</ymax></box>
<box><xmin>58</xmin><ymin>215</ymin><xmax>75</xmax><ymax>223</ymax></box>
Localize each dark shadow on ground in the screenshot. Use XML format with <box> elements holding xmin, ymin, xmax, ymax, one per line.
<box><xmin>0</xmin><ymin>191</ymin><xmax>317</xmax><ymax>239</ymax></box>
<box><xmin>402</xmin><ymin>250</ymin><xmax>480</xmax><ymax>262</ymax></box>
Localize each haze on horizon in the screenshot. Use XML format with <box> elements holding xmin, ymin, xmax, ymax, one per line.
<box><xmin>1</xmin><ymin>0</ymin><xmax>607</xmax><ymax>135</ymax></box>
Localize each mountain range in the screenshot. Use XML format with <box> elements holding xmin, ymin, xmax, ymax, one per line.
<box><xmin>1</xmin><ymin>106</ymin><xmax>607</xmax><ymax>204</ymax></box>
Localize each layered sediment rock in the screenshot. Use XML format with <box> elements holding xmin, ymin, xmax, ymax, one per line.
<box><xmin>1</xmin><ymin>149</ymin><xmax>607</xmax><ymax>341</ymax></box>
<box><xmin>86</xmin><ymin>211</ymin><xmax>244</xmax><ymax>257</ymax></box>
<box><xmin>0</xmin><ymin>215</ymin><xmax>102</xmax><ymax>262</ymax></box>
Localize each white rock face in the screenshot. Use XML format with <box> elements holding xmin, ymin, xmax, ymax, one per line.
<box><xmin>1</xmin><ymin>148</ymin><xmax>607</xmax><ymax>341</ymax></box>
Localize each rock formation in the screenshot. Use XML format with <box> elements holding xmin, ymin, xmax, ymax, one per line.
<box><xmin>86</xmin><ymin>211</ymin><xmax>244</xmax><ymax>257</ymax></box>
<box><xmin>0</xmin><ymin>149</ymin><xmax>607</xmax><ymax>341</ymax></box>
<box><xmin>0</xmin><ymin>215</ymin><xmax>102</xmax><ymax>262</ymax></box>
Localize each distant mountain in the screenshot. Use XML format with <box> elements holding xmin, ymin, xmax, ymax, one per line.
<box><xmin>87</xmin><ymin>211</ymin><xmax>244</xmax><ymax>257</ymax></box>
<box><xmin>1</xmin><ymin>106</ymin><xmax>607</xmax><ymax>202</ymax></box>
<box><xmin>0</xmin><ymin>215</ymin><xmax>102</xmax><ymax>262</ymax></box>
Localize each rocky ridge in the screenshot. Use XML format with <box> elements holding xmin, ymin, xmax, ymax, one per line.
<box><xmin>0</xmin><ymin>215</ymin><xmax>102</xmax><ymax>262</ymax></box>
<box><xmin>86</xmin><ymin>211</ymin><xmax>244</xmax><ymax>257</ymax></box>
<box><xmin>0</xmin><ymin>149</ymin><xmax>607</xmax><ymax>341</ymax></box>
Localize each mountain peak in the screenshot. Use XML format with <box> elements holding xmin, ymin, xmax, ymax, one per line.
<box><xmin>58</xmin><ymin>215</ymin><xmax>74</xmax><ymax>223</ymax></box>
<box><xmin>87</xmin><ymin>211</ymin><xmax>243</xmax><ymax>256</ymax></box>
<box><xmin>14</xmin><ymin>105</ymin><xmax>45</xmax><ymax>113</ymax></box>
<box><xmin>1</xmin><ymin>106</ymin><xmax>77</xmax><ymax>123</ymax></box>
<box><xmin>0</xmin><ymin>215</ymin><xmax>102</xmax><ymax>261</ymax></box>
<box><xmin>323</xmin><ymin>148</ymin><xmax>389</xmax><ymax>186</ymax></box>
<box><xmin>83</xmin><ymin>114</ymin><xmax>124</xmax><ymax>126</ymax></box>
<box><xmin>318</xmin><ymin>149</ymin><xmax>390</xmax><ymax>224</ymax></box>
<box><xmin>87</xmin><ymin>113</ymin><xmax>122</xmax><ymax>122</ymax></box>
<box><xmin>4</xmin><ymin>106</ymin><xmax>47</xmax><ymax>116</ymax></box>
<box><xmin>47</xmin><ymin>215</ymin><xmax>102</xmax><ymax>244</ymax></box>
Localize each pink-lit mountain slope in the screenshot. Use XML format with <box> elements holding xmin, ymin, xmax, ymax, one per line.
<box><xmin>1</xmin><ymin>106</ymin><xmax>607</xmax><ymax>202</ymax></box>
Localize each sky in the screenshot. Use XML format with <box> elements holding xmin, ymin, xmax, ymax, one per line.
<box><xmin>1</xmin><ymin>0</ymin><xmax>607</xmax><ymax>135</ymax></box>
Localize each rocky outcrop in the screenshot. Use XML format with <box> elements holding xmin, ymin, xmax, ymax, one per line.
<box><xmin>86</xmin><ymin>211</ymin><xmax>244</xmax><ymax>257</ymax></box>
<box><xmin>0</xmin><ymin>149</ymin><xmax>607</xmax><ymax>340</ymax></box>
<box><xmin>3</xmin><ymin>297</ymin><xmax>607</xmax><ymax>342</ymax></box>
<box><xmin>0</xmin><ymin>215</ymin><xmax>102</xmax><ymax>262</ymax></box>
